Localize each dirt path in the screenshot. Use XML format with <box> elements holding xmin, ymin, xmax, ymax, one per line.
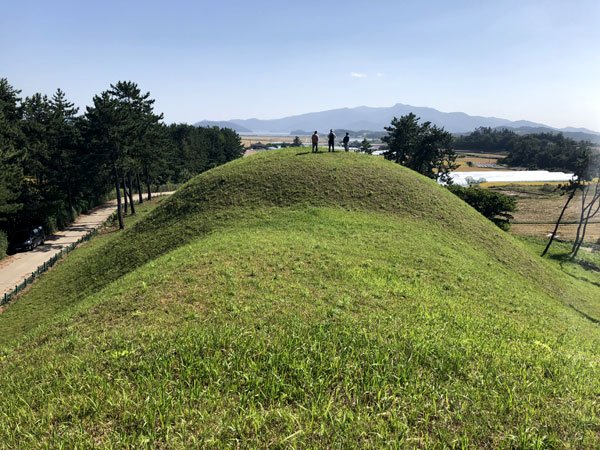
<box><xmin>0</xmin><ymin>193</ymin><xmax>174</xmax><ymax>297</ymax></box>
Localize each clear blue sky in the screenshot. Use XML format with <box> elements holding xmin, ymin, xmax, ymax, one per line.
<box><xmin>2</xmin><ymin>0</ymin><xmax>599</xmax><ymax>130</ymax></box>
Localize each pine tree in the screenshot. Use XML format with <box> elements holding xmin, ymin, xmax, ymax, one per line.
<box><xmin>0</xmin><ymin>79</ymin><xmax>24</xmax><ymax>229</ymax></box>
<box><xmin>108</xmin><ymin>81</ymin><xmax>164</xmax><ymax>205</ymax></box>
<box><xmin>222</xmin><ymin>127</ymin><xmax>245</xmax><ymax>161</ymax></box>
<box><xmin>83</xmin><ymin>91</ymin><xmax>127</xmax><ymax>228</ymax></box>
<box><xmin>359</xmin><ymin>138</ymin><xmax>373</xmax><ymax>154</ymax></box>
<box><xmin>383</xmin><ymin>113</ymin><xmax>457</xmax><ymax>183</ymax></box>
<box><xmin>48</xmin><ymin>88</ymin><xmax>80</xmax><ymax>217</ymax></box>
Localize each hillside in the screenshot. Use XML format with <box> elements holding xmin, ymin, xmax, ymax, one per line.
<box><xmin>0</xmin><ymin>149</ymin><xmax>599</xmax><ymax>447</ymax></box>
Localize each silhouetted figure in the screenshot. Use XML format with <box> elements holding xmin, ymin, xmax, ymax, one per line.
<box><xmin>328</xmin><ymin>129</ymin><xmax>336</xmax><ymax>152</ymax></box>
<box><xmin>311</xmin><ymin>131</ymin><xmax>319</xmax><ymax>153</ymax></box>
<box><xmin>343</xmin><ymin>132</ymin><xmax>350</xmax><ymax>152</ymax></box>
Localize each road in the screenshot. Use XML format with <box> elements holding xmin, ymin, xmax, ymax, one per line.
<box><xmin>0</xmin><ymin>193</ymin><xmax>173</xmax><ymax>297</ymax></box>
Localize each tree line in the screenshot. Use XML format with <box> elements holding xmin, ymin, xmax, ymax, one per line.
<box><xmin>502</xmin><ymin>132</ymin><xmax>590</xmax><ymax>173</ymax></box>
<box><xmin>453</xmin><ymin>127</ymin><xmax>518</xmax><ymax>153</ymax></box>
<box><xmin>454</xmin><ymin>127</ymin><xmax>591</xmax><ymax>173</ymax></box>
<box><xmin>0</xmin><ymin>78</ymin><xmax>244</xmax><ymax>256</ymax></box>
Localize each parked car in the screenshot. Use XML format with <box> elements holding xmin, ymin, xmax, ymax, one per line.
<box><xmin>9</xmin><ymin>226</ymin><xmax>46</xmax><ymax>252</ymax></box>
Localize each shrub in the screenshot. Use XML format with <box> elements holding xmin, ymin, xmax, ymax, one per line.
<box><xmin>0</xmin><ymin>231</ymin><xmax>7</xmax><ymax>259</ymax></box>
<box><xmin>447</xmin><ymin>185</ymin><xmax>516</xmax><ymax>230</ymax></box>
<box><xmin>44</xmin><ymin>216</ymin><xmax>58</xmax><ymax>235</ymax></box>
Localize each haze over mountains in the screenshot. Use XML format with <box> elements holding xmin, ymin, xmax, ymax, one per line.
<box><xmin>195</xmin><ymin>103</ymin><xmax>600</xmax><ymax>142</ymax></box>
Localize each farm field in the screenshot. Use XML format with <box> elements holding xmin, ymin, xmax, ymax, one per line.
<box><xmin>488</xmin><ymin>183</ymin><xmax>600</xmax><ymax>243</ymax></box>
<box><xmin>240</xmin><ymin>135</ymin><xmax>302</xmax><ymax>147</ymax></box>
<box><xmin>512</xmin><ymin>222</ymin><xmax>600</xmax><ymax>242</ymax></box>
<box><xmin>454</xmin><ymin>150</ymin><xmax>508</xmax><ymax>171</ymax></box>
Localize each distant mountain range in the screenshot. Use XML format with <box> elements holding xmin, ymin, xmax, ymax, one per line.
<box><xmin>193</xmin><ymin>120</ymin><xmax>252</xmax><ymax>133</ymax></box>
<box><xmin>194</xmin><ymin>103</ymin><xmax>600</xmax><ymax>143</ymax></box>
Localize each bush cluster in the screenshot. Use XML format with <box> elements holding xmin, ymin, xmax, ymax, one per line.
<box><xmin>446</xmin><ymin>184</ymin><xmax>516</xmax><ymax>230</ymax></box>
<box><xmin>0</xmin><ymin>231</ymin><xmax>7</xmax><ymax>258</ymax></box>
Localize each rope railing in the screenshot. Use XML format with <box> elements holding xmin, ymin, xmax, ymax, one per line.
<box><xmin>1</xmin><ymin>211</ymin><xmax>118</xmax><ymax>307</ymax></box>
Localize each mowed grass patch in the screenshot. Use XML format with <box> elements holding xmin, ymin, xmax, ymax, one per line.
<box><xmin>0</xmin><ymin>208</ymin><xmax>599</xmax><ymax>447</ymax></box>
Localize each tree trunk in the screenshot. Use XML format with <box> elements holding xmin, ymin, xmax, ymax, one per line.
<box><xmin>122</xmin><ymin>176</ymin><xmax>128</xmax><ymax>214</ymax></box>
<box><xmin>66</xmin><ymin>183</ymin><xmax>74</xmax><ymax>220</ymax></box>
<box><xmin>571</xmin><ymin>184</ymin><xmax>589</xmax><ymax>254</ymax></box>
<box><xmin>573</xmin><ymin>205</ymin><xmax>593</xmax><ymax>258</ymax></box>
<box><xmin>136</xmin><ymin>173</ymin><xmax>143</xmax><ymax>204</ymax></box>
<box><xmin>145</xmin><ymin>167</ymin><xmax>152</xmax><ymax>200</ymax></box>
<box><xmin>572</xmin><ymin>184</ymin><xmax>600</xmax><ymax>258</ymax></box>
<box><xmin>62</xmin><ymin>161</ymin><xmax>75</xmax><ymax>219</ymax></box>
<box><xmin>542</xmin><ymin>187</ymin><xmax>576</xmax><ymax>257</ymax></box>
<box><xmin>113</xmin><ymin>163</ymin><xmax>124</xmax><ymax>229</ymax></box>
<box><xmin>127</xmin><ymin>172</ymin><xmax>135</xmax><ymax>215</ymax></box>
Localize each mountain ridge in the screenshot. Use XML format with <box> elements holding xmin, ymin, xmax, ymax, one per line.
<box><xmin>197</xmin><ymin>103</ymin><xmax>599</xmax><ymax>139</ymax></box>
<box><xmin>193</xmin><ymin>120</ymin><xmax>252</xmax><ymax>133</ymax></box>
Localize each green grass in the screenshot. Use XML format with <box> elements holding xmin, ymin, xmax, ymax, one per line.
<box><xmin>0</xmin><ymin>149</ymin><xmax>599</xmax><ymax>448</ymax></box>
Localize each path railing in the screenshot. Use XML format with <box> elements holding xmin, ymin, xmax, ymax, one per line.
<box><xmin>1</xmin><ymin>211</ymin><xmax>117</xmax><ymax>307</ymax></box>
<box><xmin>1</xmin><ymin>190</ymin><xmax>176</xmax><ymax>307</ymax></box>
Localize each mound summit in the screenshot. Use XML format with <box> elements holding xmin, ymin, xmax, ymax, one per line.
<box><xmin>0</xmin><ymin>149</ymin><xmax>599</xmax><ymax>447</ymax></box>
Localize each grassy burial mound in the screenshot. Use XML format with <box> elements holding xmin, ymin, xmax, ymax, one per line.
<box><xmin>0</xmin><ymin>149</ymin><xmax>599</xmax><ymax>447</ymax></box>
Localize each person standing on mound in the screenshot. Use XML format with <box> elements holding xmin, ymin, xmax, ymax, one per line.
<box><xmin>328</xmin><ymin>129</ymin><xmax>336</xmax><ymax>152</ymax></box>
<box><xmin>343</xmin><ymin>132</ymin><xmax>350</xmax><ymax>152</ymax></box>
<box><xmin>312</xmin><ymin>131</ymin><xmax>319</xmax><ymax>153</ymax></box>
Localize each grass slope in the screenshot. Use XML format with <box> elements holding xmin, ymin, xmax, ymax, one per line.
<box><xmin>0</xmin><ymin>149</ymin><xmax>599</xmax><ymax>448</ymax></box>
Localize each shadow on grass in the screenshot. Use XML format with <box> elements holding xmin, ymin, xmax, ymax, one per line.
<box><xmin>547</xmin><ymin>252</ymin><xmax>571</xmax><ymax>263</ymax></box>
<box><xmin>550</xmin><ymin>251</ymin><xmax>600</xmax><ymax>272</ymax></box>
<box><xmin>550</xmin><ymin>251</ymin><xmax>600</xmax><ymax>288</ymax></box>
<box><xmin>295</xmin><ymin>151</ymin><xmax>328</xmax><ymax>156</ymax></box>
<box><xmin>296</xmin><ymin>150</ymin><xmax>333</xmax><ymax>156</ymax></box>
<box><xmin>579</xmin><ymin>259</ymin><xmax>600</xmax><ymax>273</ymax></box>
<box><xmin>569</xmin><ymin>303</ymin><xmax>600</xmax><ymax>325</ymax></box>
<box><xmin>564</xmin><ymin>271</ymin><xmax>600</xmax><ymax>289</ymax></box>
